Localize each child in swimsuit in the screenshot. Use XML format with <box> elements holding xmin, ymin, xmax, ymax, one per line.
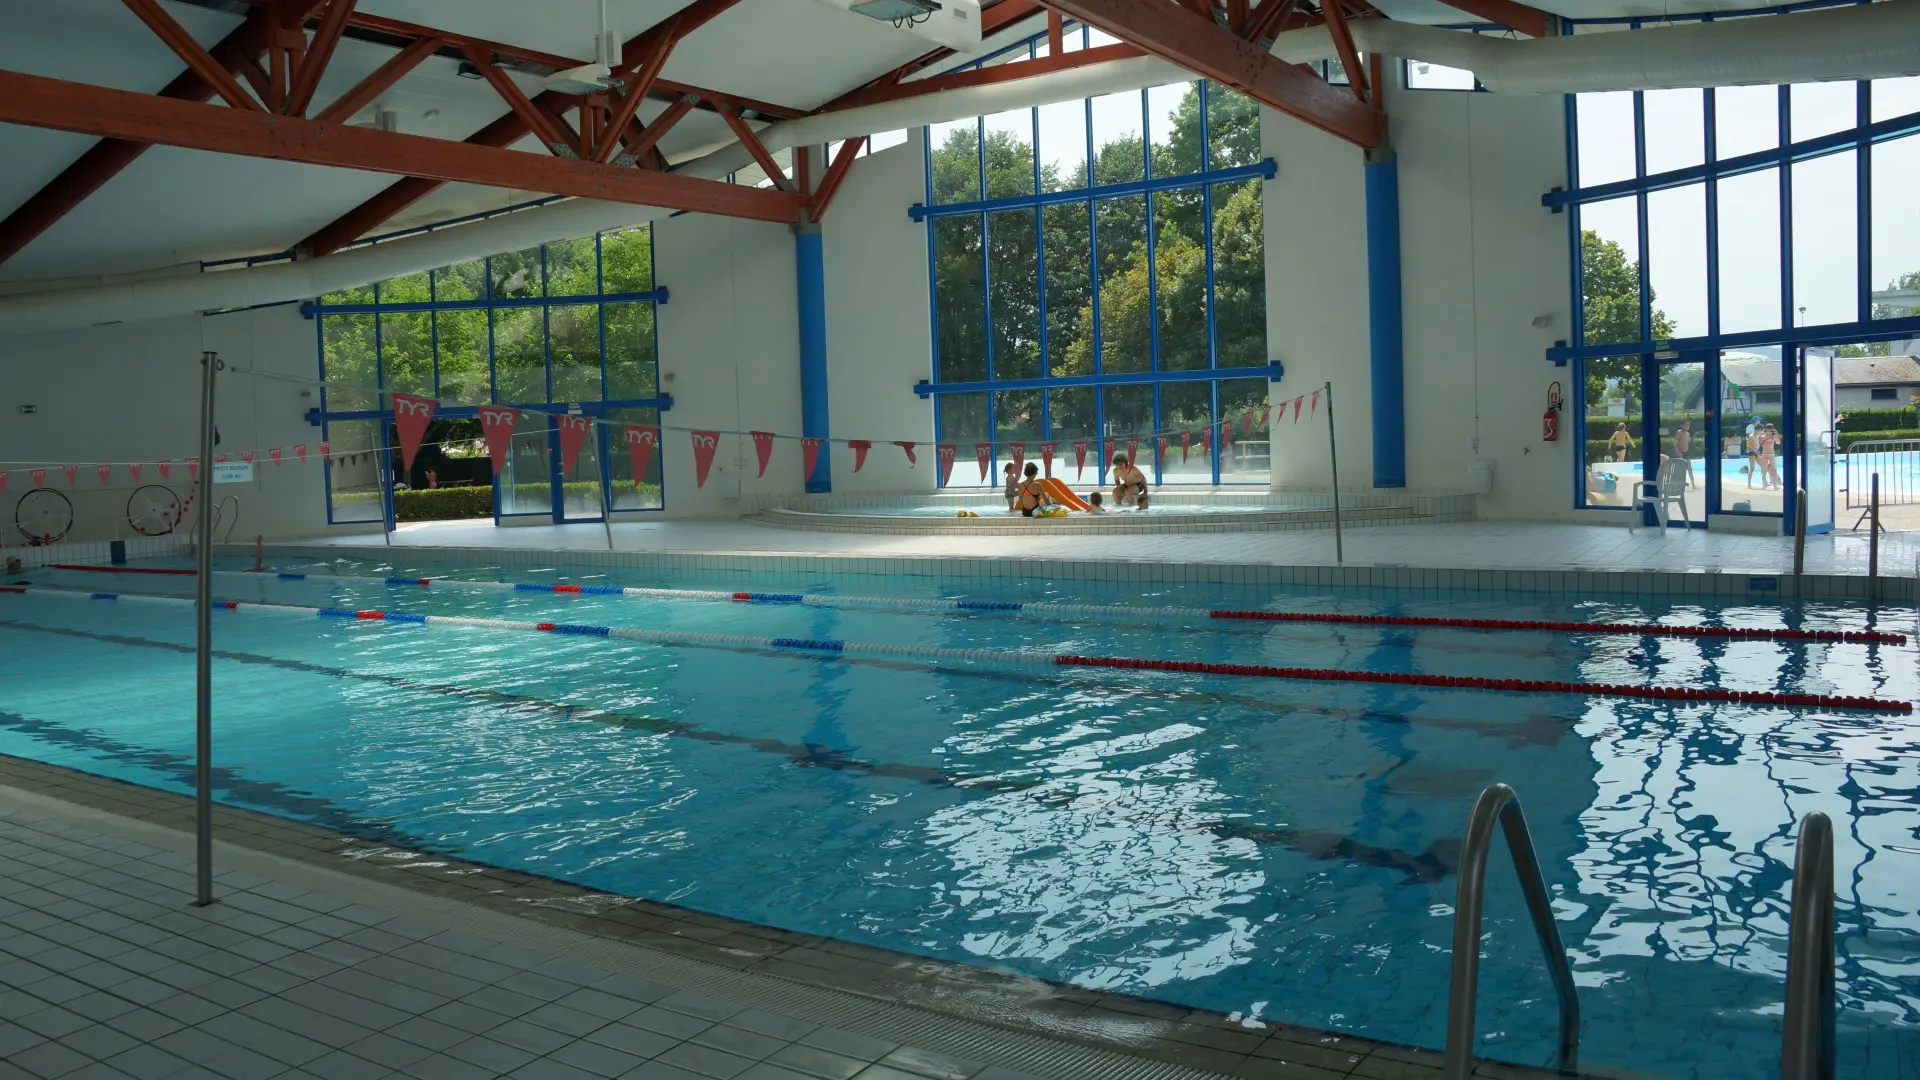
<box><xmin>1086</xmin><ymin>492</ymin><xmax>1106</xmax><ymax>514</ymax></box>
<box><xmin>1002</xmin><ymin>462</ymin><xmax>1020</xmax><ymax>511</ymax></box>
<box><xmin>1015</xmin><ymin>463</ymin><xmax>1050</xmax><ymax>517</ymax></box>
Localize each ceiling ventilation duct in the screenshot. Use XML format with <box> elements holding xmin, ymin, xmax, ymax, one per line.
<box><xmin>1271</xmin><ymin>0</ymin><xmax>1920</xmax><ymax>95</ymax></box>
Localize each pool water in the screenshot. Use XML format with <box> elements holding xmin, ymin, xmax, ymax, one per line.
<box><xmin>815</xmin><ymin>499</ymin><xmax>1324</xmax><ymax>517</ymax></box>
<box><xmin>2</xmin><ymin>557</ymin><xmax>1917</xmax><ymax>1079</ymax></box>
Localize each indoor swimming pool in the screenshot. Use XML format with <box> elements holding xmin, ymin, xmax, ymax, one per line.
<box><xmin>1</xmin><ymin>557</ymin><xmax>1917</xmax><ymax>1079</ymax></box>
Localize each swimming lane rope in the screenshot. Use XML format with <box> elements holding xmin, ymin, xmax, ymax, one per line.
<box><xmin>12</xmin><ymin>583</ymin><xmax>1910</xmax><ymax>713</ymax></box>
<box><xmin>46</xmin><ymin>564</ymin><xmax>1910</xmax><ymax>646</ymax></box>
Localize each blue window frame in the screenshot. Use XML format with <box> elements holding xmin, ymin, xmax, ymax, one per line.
<box><xmin>309</xmin><ymin>227</ymin><xmax>671</xmax><ymax>525</ymax></box>
<box><xmin>916</xmin><ymin>22</ymin><xmax>1279</xmax><ymax>487</ymax></box>
<box><xmin>1552</xmin><ymin>1</ymin><xmax>1920</xmax><ymax>517</ymax></box>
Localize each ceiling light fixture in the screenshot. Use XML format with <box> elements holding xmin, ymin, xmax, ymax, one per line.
<box><xmin>543</xmin><ymin>0</ymin><xmax>623</xmax><ymax>95</ymax></box>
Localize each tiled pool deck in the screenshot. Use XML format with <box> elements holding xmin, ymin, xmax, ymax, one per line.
<box><xmin>0</xmin><ymin>758</ymin><xmax>1636</xmax><ymax>1080</ymax></box>
<box><xmin>241</xmin><ymin>517</ymin><xmax>1918</xmax><ymax>601</ymax></box>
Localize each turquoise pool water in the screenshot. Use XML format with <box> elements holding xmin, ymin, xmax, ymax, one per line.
<box><xmin>1</xmin><ymin>557</ymin><xmax>1916</xmax><ymax>1079</ymax></box>
<box><xmin>813</xmin><ymin>499</ymin><xmax>1324</xmax><ymax>517</ymax></box>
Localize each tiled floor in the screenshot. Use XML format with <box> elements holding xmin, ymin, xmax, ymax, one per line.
<box><xmin>0</xmin><ymin>762</ymin><xmax>1594</xmax><ymax>1080</ymax></box>
<box><xmin>0</xmin><ymin>792</ymin><xmax>1076</xmax><ymax>1080</ymax></box>
<box><xmin>317</xmin><ymin>518</ymin><xmax>1916</xmax><ymax>582</ymax></box>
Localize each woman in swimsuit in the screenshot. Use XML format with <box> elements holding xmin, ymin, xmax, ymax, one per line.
<box><xmin>1015</xmin><ymin>463</ymin><xmax>1051</xmax><ymax>517</ymax></box>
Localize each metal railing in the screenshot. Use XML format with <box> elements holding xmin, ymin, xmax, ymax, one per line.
<box><xmin>1842</xmin><ymin>439</ymin><xmax>1917</xmax><ymax>509</ymax></box>
<box><xmin>1782</xmin><ymin>812</ymin><xmax>1836</xmax><ymax>1080</ymax></box>
<box><xmin>1443</xmin><ymin>784</ymin><xmax>1580</xmax><ymax>1080</ymax></box>
<box><xmin>188</xmin><ymin>495</ymin><xmax>240</xmax><ymax>548</ymax></box>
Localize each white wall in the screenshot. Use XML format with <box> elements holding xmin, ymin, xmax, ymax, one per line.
<box><xmin>1263</xmin><ymin>81</ymin><xmax>1573</xmax><ymax>519</ymax></box>
<box><xmin>652</xmin><ymin>213</ymin><xmax>802</xmax><ymax>517</ymax></box>
<box><xmin>821</xmin><ymin>132</ymin><xmax>936</xmax><ymax>496</ymax></box>
<box><xmin>0</xmin><ymin>303</ymin><xmax>339</xmax><ymax>546</ymax></box>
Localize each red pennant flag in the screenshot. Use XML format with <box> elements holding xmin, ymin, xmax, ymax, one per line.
<box><xmin>625</xmin><ymin>425</ymin><xmax>659</xmax><ymax>483</ymax></box>
<box><xmin>478</xmin><ymin>406</ymin><xmax>520</xmax><ymax>475</ymax></box>
<box><xmin>0</xmin><ymin>471</ymin><xmax>6</xmax><ymax>494</ymax></box>
<box><xmin>895</xmin><ymin>441</ymin><xmax>917</xmax><ymax>466</ymax></box>
<box><xmin>97</xmin><ymin>464</ymin><xmax>112</xmax><ymax>486</ymax></box>
<box><xmin>690</xmin><ymin>430</ymin><xmax>720</xmax><ymax>487</ymax></box>
<box><xmin>241</xmin><ymin>450</ymin><xmax>255</xmax><ymax>464</ymax></box>
<box><xmin>750</xmin><ymin>431</ymin><xmax>775</xmax><ymax>478</ymax></box>
<box><xmin>158</xmin><ymin>461</ymin><xmax>172</xmax><ymax>481</ymax></box>
<box><xmin>1156</xmin><ymin>435</ymin><xmax>1168</xmax><ymax>465</ymax></box>
<box><xmin>935</xmin><ymin>443</ymin><xmax>956</xmax><ymax>486</ymax></box>
<box><xmin>1009</xmin><ymin>443</ymin><xmax>1025</xmax><ymax>476</ymax></box>
<box><xmin>1243</xmin><ymin>412</ymin><xmax>1254</xmax><ymax>436</ymax></box>
<box><xmin>1126</xmin><ymin>438</ymin><xmax>1139</xmax><ymax>467</ymax></box>
<box><xmin>1220</xmin><ymin>420</ymin><xmax>1233</xmax><ymax>453</ymax></box>
<box><xmin>1072</xmin><ymin>440</ymin><xmax>1088</xmax><ymax>478</ymax></box>
<box><xmin>390</xmin><ymin>393</ymin><xmax>437</xmax><ymax>474</ymax></box>
<box><xmin>294</xmin><ymin>443</ymin><xmax>308</xmax><ymax>464</ymax></box>
<box><xmin>318</xmin><ymin>441</ymin><xmax>330</xmax><ymax>458</ymax></box>
<box><xmin>802</xmin><ymin>437</ymin><xmax>824</xmax><ymax>481</ymax></box>
<box><xmin>268</xmin><ymin>448</ymin><xmax>281</xmax><ymax>467</ymax></box>
<box><xmin>215</xmin><ymin>454</ymin><xmax>227</xmax><ymax>465</ymax></box>
<box><xmin>975</xmin><ymin>443</ymin><xmax>991</xmax><ymax>482</ymax></box>
<box><xmin>1311</xmin><ymin>390</ymin><xmax>1320</xmax><ymax>417</ymax></box>
<box><xmin>1293</xmin><ymin>396</ymin><xmax>1305</xmax><ymax>422</ymax></box>
<box><xmin>62</xmin><ymin>465</ymin><xmax>78</xmax><ymax>486</ymax></box>
<box><xmin>32</xmin><ymin>469</ymin><xmax>46</xmax><ymax>489</ymax></box>
<box><xmin>1040</xmin><ymin>442</ymin><xmax>1055</xmax><ymax>477</ymax></box>
<box><xmin>129</xmin><ymin>463</ymin><xmax>143</xmax><ymax>483</ymax></box>
<box><xmin>556</xmin><ymin>414</ymin><xmax>593</xmax><ymax>477</ymax></box>
<box><xmin>1181</xmin><ymin>431</ymin><xmax>1192</xmax><ymax>463</ymax></box>
<box><xmin>848</xmin><ymin>440</ymin><xmax>871</xmax><ymax>472</ymax></box>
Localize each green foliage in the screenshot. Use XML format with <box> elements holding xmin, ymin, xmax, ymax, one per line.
<box><xmin>930</xmin><ymin>83</ymin><xmax>1266</xmax><ymax>410</ymax></box>
<box><xmin>1839</xmin><ymin>428</ymin><xmax>1920</xmax><ymax>451</ymax></box>
<box><xmin>338</xmin><ymin>481</ymin><xmax>663</xmax><ymax>521</ymax></box>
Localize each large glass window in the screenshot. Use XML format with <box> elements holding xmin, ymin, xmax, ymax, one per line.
<box><xmin>313</xmin><ymin>227</ymin><xmax>666</xmax><ymax>523</ymax></box>
<box><xmin>922</xmin><ymin>32</ymin><xmax>1273</xmax><ymax>487</ymax></box>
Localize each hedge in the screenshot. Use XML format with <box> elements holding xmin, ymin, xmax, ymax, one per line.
<box><xmin>1584</xmin><ymin>430</ymin><xmax>1920</xmax><ymax>461</ymax></box>
<box><xmin>1582</xmin><ymin>408</ymin><xmax>1916</xmax><ymax>433</ymax></box>
<box><xmin>335</xmin><ymin>481</ymin><xmax>663</xmax><ymax>521</ymax></box>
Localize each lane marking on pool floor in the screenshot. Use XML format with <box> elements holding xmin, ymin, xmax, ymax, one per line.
<box><xmin>12</xmin><ymin>583</ymin><xmax>1910</xmax><ymax>713</ymax></box>
<box><xmin>46</xmin><ymin>564</ymin><xmax>1907</xmax><ymax>646</ymax></box>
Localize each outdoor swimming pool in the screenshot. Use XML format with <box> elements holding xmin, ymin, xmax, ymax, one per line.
<box><xmin>1</xmin><ymin>557</ymin><xmax>1916</xmax><ymax>1079</ymax></box>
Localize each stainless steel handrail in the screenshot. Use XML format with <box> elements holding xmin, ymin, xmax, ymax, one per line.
<box><xmin>189</xmin><ymin>495</ymin><xmax>240</xmax><ymax>548</ymax></box>
<box><xmin>1782</xmin><ymin>812</ymin><xmax>1835</xmax><ymax>1080</ymax></box>
<box><xmin>1443</xmin><ymin>783</ymin><xmax>1580</xmax><ymax>1080</ymax></box>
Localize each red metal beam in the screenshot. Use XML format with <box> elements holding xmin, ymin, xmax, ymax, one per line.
<box><xmin>312</xmin><ymin>33</ymin><xmax>439</xmax><ymax>124</ymax></box>
<box><xmin>720</xmin><ymin>107</ymin><xmax>791</xmax><ymax>191</ymax></box>
<box><xmin>618</xmin><ymin>97</ymin><xmax>694</xmax><ymax>164</ymax></box>
<box><xmin>0</xmin><ymin>2</ymin><xmax>327</xmax><ymax>267</ymax></box>
<box><xmin>825</xmin><ymin>41</ymin><xmax>1143</xmax><ymax>112</ymax></box>
<box><xmin>285</xmin><ymin>0</ymin><xmax>356</xmax><ymax>116</ymax></box>
<box><xmin>120</xmin><ymin>0</ymin><xmax>263</xmax><ymax>111</ymax></box>
<box><xmin>810</xmin><ymin>137</ymin><xmax>866</xmax><ymax>220</ymax></box>
<box><xmin>1047</xmin><ymin>9</ymin><xmax>1064</xmax><ymax>52</ymax></box>
<box><xmin>595</xmin><ymin>18</ymin><xmax>679</xmax><ymax>163</ymax></box>
<box><xmin>0</xmin><ymin>69</ymin><xmax>801</xmax><ymax>224</ymax></box>
<box><xmin>1038</xmin><ymin>0</ymin><xmax>1381</xmax><ymax>146</ymax></box>
<box><xmin>1241</xmin><ymin>0</ymin><xmax>1308</xmax><ymax>43</ymax></box>
<box><xmin>1430</xmin><ymin>0</ymin><xmax>1549</xmax><ymax>38</ymax></box>
<box><xmin>1226</xmin><ymin>0</ymin><xmax>1248</xmax><ymax>34</ymax></box>
<box><xmin>461</xmin><ymin>43</ymin><xmax>576</xmax><ymax>155</ymax></box>
<box><xmin>301</xmin><ymin>0</ymin><xmax>754</xmax><ymax>256</ymax></box>
<box><xmin>1321</xmin><ymin>1</ymin><xmax>1369</xmax><ymax>100</ymax></box>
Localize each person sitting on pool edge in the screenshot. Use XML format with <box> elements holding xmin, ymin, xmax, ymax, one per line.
<box><xmin>1014</xmin><ymin>462</ymin><xmax>1052</xmax><ymax>517</ymax></box>
<box><xmin>1110</xmin><ymin>453</ymin><xmax>1149</xmax><ymax>509</ymax></box>
<box><xmin>1085</xmin><ymin>492</ymin><xmax>1107</xmax><ymax>514</ymax></box>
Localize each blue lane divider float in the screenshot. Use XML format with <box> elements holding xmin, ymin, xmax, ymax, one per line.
<box><xmin>45</xmin><ymin>565</ymin><xmax>1904</xmax><ymax>646</ymax></box>
<box><xmin>6</xmin><ymin>583</ymin><xmax>1910</xmax><ymax>713</ymax></box>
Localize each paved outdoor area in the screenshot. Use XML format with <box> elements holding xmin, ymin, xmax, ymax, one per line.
<box><xmin>318</xmin><ymin>517</ymin><xmax>1919</xmax><ymax>582</ymax></box>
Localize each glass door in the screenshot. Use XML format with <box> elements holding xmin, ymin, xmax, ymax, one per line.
<box><xmin>1800</xmin><ymin>347</ymin><xmax>1836</xmax><ymax>534</ymax></box>
<box><xmin>1718</xmin><ymin>348</ymin><xmax>1786</xmax><ymax>518</ymax></box>
<box><xmin>550</xmin><ymin>413</ymin><xmax>607</xmax><ymax>523</ymax></box>
<box><xmin>496</xmin><ymin>412</ymin><xmax>553</xmax><ymax>519</ymax></box>
<box><xmin>1654</xmin><ymin>356</ymin><xmax>1708</xmax><ymax>527</ymax></box>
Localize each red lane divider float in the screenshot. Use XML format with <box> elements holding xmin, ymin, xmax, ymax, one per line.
<box><xmin>48</xmin><ymin>564</ymin><xmax>197</xmax><ymax>576</ymax></box>
<box><xmin>1054</xmin><ymin>655</ymin><xmax>1911</xmax><ymax>714</ymax></box>
<box><xmin>1210</xmin><ymin>609</ymin><xmax>1905</xmax><ymax>645</ymax></box>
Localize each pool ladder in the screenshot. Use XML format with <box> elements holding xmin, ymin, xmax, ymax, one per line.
<box><xmin>1442</xmin><ymin>787</ymin><xmax>1836</xmax><ymax>1080</ymax></box>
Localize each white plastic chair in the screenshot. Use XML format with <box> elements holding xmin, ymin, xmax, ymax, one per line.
<box><xmin>1629</xmin><ymin>457</ymin><xmax>1692</xmax><ymax>533</ymax></box>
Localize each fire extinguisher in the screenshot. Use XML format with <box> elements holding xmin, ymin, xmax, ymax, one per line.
<box><xmin>1543</xmin><ymin>381</ymin><xmax>1563</xmax><ymax>442</ymax></box>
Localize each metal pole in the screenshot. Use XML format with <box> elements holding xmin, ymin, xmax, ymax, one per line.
<box><xmin>1781</xmin><ymin>812</ymin><xmax>1835</xmax><ymax>1080</ymax></box>
<box><xmin>1324</xmin><ymin>381</ymin><xmax>1344</xmax><ymax>565</ymax></box>
<box><xmin>1792</xmin><ymin>488</ymin><xmax>1806</xmax><ymax>589</ymax></box>
<box><xmin>193</xmin><ymin>351</ymin><xmax>218</xmax><ymax>907</ymax></box>
<box><xmin>600</xmin><ymin>440</ymin><xmax>616</xmax><ymax>552</ymax></box>
<box><xmin>1868</xmin><ymin>473</ymin><xmax>1880</xmax><ymax>603</ymax></box>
